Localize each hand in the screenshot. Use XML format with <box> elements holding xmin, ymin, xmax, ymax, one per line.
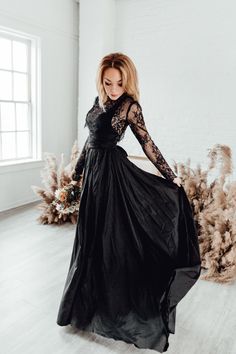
<box><xmin>173</xmin><ymin>177</ymin><xmax>182</xmax><ymax>187</ymax></box>
<box><xmin>70</xmin><ymin>180</ymin><xmax>78</xmax><ymax>185</ymax></box>
<box><xmin>70</xmin><ymin>179</ymin><xmax>82</xmax><ymax>187</ymax></box>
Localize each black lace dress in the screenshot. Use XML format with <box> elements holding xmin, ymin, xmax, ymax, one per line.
<box><xmin>56</xmin><ymin>92</ymin><xmax>201</xmax><ymax>353</ymax></box>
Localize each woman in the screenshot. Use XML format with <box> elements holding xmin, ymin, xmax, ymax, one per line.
<box><xmin>56</xmin><ymin>52</ymin><xmax>201</xmax><ymax>353</ymax></box>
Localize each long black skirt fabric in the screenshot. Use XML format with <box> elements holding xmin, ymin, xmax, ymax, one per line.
<box><xmin>56</xmin><ymin>144</ymin><xmax>202</xmax><ymax>353</ymax></box>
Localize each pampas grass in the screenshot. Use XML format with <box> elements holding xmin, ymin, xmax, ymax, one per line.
<box><xmin>170</xmin><ymin>144</ymin><xmax>236</xmax><ymax>284</ymax></box>
<box><xmin>31</xmin><ymin>140</ymin><xmax>82</xmax><ymax>225</ymax></box>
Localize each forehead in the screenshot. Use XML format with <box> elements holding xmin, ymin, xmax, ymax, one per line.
<box><xmin>103</xmin><ymin>67</ymin><xmax>122</xmax><ymax>80</ymax></box>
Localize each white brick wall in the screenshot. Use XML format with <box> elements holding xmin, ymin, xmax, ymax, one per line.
<box><xmin>115</xmin><ymin>0</ymin><xmax>236</xmax><ymax>179</ymax></box>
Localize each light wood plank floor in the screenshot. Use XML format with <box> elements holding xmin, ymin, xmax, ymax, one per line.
<box><xmin>0</xmin><ymin>201</ymin><xmax>236</xmax><ymax>354</ymax></box>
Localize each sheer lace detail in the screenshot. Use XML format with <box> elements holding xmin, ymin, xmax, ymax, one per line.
<box><xmin>72</xmin><ymin>95</ymin><xmax>129</xmax><ymax>181</ymax></box>
<box><xmin>125</xmin><ymin>101</ymin><xmax>177</xmax><ymax>181</ymax></box>
<box><xmin>110</xmin><ymin>98</ymin><xmax>132</xmax><ymax>142</ymax></box>
<box><xmin>72</xmin><ymin>94</ymin><xmax>177</xmax><ymax>182</ymax></box>
<box><xmin>87</xmin><ymin>93</ymin><xmax>131</xmax><ymax>143</ymax></box>
<box><xmin>102</xmin><ymin>95</ymin><xmax>177</xmax><ymax>181</ymax></box>
<box><xmin>85</xmin><ymin>97</ymin><xmax>104</xmax><ymax>126</ymax></box>
<box><xmin>72</xmin><ymin>97</ymin><xmax>100</xmax><ymax>181</ymax></box>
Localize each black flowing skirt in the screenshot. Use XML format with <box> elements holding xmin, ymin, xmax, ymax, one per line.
<box><xmin>56</xmin><ymin>145</ymin><xmax>201</xmax><ymax>353</ymax></box>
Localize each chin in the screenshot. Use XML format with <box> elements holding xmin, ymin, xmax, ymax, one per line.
<box><xmin>109</xmin><ymin>95</ymin><xmax>119</xmax><ymax>100</ymax></box>
<box><xmin>109</xmin><ymin>93</ymin><xmax>123</xmax><ymax>100</ymax></box>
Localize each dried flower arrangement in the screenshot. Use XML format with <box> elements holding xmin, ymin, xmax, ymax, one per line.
<box><xmin>169</xmin><ymin>144</ymin><xmax>236</xmax><ymax>284</ymax></box>
<box><xmin>31</xmin><ymin>140</ymin><xmax>82</xmax><ymax>225</ymax></box>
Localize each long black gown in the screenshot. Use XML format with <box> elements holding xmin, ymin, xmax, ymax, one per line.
<box><xmin>56</xmin><ymin>92</ymin><xmax>202</xmax><ymax>353</ymax></box>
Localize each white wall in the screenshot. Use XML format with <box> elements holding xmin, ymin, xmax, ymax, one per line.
<box><xmin>0</xmin><ymin>0</ymin><xmax>79</xmax><ymax>211</ymax></box>
<box><xmin>78</xmin><ymin>0</ymin><xmax>236</xmax><ymax>179</ymax></box>
<box><xmin>77</xmin><ymin>0</ymin><xmax>115</xmax><ymax>150</ymax></box>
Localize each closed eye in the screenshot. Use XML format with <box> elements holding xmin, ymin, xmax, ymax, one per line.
<box><xmin>105</xmin><ymin>82</ymin><xmax>122</xmax><ymax>87</ymax></box>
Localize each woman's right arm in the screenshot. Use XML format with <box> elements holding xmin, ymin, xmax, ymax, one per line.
<box><xmin>71</xmin><ymin>136</ymin><xmax>89</xmax><ymax>181</ymax></box>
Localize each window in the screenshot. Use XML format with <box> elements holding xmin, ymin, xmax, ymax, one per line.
<box><xmin>0</xmin><ymin>27</ymin><xmax>41</xmax><ymax>166</ymax></box>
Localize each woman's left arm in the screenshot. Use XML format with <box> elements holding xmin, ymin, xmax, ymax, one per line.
<box><xmin>126</xmin><ymin>101</ymin><xmax>179</xmax><ymax>183</ymax></box>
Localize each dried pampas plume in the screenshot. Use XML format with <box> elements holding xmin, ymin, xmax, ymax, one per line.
<box><xmin>169</xmin><ymin>144</ymin><xmax>236</xmax><ymax>284</ymax></box>
<box><xmin>31</xmin><ymin>140</ymin><xmax>82</xmax><ymax>225</ymax></box>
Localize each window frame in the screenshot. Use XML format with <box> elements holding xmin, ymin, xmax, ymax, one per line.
<box><xmin>0</xmin><ymin>26</ymin><xmax>42</xmax><ymax>170</ymax></box>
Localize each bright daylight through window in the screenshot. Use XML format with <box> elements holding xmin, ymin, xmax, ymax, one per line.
<box><xmin>0</xmin><ymin>30</ymin><xmax>39</xmax><ymax>165</ymax></box>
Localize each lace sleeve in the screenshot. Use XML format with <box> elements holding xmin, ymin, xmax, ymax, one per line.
<box><xmin>71</xmin><ymin>136</ymin><xmax>89</xmax><ymax>181</ymax></box>
<box><xmin>126</xmin><ymin>102</ymin><xmax>177</xmax><ymax>181</ymax></box>
<box><xmin>71</xmin><ymin>96</ymin><xmax>98</xmax><ymax>181</ymax></box>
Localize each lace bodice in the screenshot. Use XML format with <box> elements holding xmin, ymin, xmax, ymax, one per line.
<box><xmin>72</xmin><ymin>93</ymin><xmax>177</xmax><ymax>182</ymax></box>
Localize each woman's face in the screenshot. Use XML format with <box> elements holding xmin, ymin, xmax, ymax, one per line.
<box><xmin>103</xmin><ymin>67</ymin><xmax>125</xmax><ymax>100</ymax></box>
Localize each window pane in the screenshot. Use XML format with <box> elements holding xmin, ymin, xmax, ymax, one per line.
<box><xmin>13</xmin><ymin>41</ymin><xmax>28</xmax><ymax>72</ymax></box>
<box><xmin>16</xmin><ymin>103</ymin><xmax>29</xmax><ymax>130</ymax></box>
<box><xmin>1</xmin><ymin>102</ymin><xmax>15</xmax><ymax>131</ymax></box>
<box><xmin>13</xmin><ymin>72</ymin><xmax>28</xmax><ymax>101</ymax></box>
<box><xmin>16</xmin><ymin>131</ymin><xmax>30</xmax><ymax>157</ymax></box>
<box><xmin>2</xmin><ymin>132</ymin><xmax>16</xmax><ymax>159</ymax></box>
<box><xmin>0</xmin><ymin>70</ymin><xmax>12</xmax><ymax>100</ymax></box>
<box><xmin>0</xmin><ymin>38</ymin><xmax>12</xmax><ymax>70</ymax></box>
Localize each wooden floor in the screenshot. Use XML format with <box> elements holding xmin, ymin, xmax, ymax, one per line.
<box><xmin>0</xmin><ymin>202</ymin><xmax>236</xmax><ymax>354</ymax></box>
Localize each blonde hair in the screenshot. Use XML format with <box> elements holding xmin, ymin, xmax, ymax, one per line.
<box><xmin>96</xmin><ymin>52</ymin><xmax>140</xmax><ymax>109</ymax></box>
